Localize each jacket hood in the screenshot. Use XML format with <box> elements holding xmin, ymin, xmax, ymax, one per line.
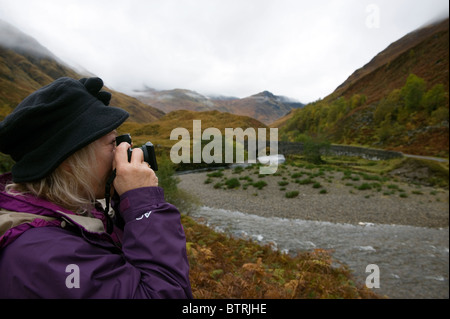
<box><xmin>0</xmin><ymin>172</ymin><xmax>112</xmax><ymax>249</ymax></box>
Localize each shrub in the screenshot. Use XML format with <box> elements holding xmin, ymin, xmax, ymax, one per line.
<box><xmin>285</xmin><ymin>191</ymin><xmax>299</xmax><ymax>198</ymax></box>
<box><xmin>252</xmin><ymin>181</ymin><xmax>268</xmax><ymax>190</ymax></box>
<box><xmin>207</xmin><ymin>171</ymin><xmax>224</xmax><ymax>178</ymax></box>
<box><xmin>297</xmin><ymin>178</ymin><xmax>313</xmax><ymax>185</ymax></box>
<box><xmin>239</xmin><ymin>176</ymin><xmax>253</xmax><ymax>182</ymax></box>
<box><xmin>303</xmin><ymin>137</ymin><xmax>330</xmax><ymax>164</ymax></box>
<box><xmin>225</xmin><ymin>178</ymin><xmax>241</xmax><ymax>189</ymax></box>
<box><xmin>291</xmin><ymin>172</ymin><xmax>303</xmax><ymax>178</ymax></box>
<box><xmin>357</xmin><ymin>183</ymin><xmax>372</xmax><ymax>190</ymax></box>
<box><xmin>182</xmin><ymin>215</ymin><xmax>382</xmax><ymax>299</ymax></box>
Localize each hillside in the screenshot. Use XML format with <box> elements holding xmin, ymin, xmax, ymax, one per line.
<box><xmin>276</xmin><ymin>18</ymin><xmax>449</xmax><ymax>158</ymax></box>
<box><xmin>134</xmin><ymin>87</ymin><xmax>304</xmax><ymax>125</ymax></box>
<box><xmin>0</xmin><ymin>19</ymin><xmax>163</xmax><ymax>123</ymax></box>
<box><xmin>331</xmin><ymin>18</ymin><xmax>449</xmax><ymax>105</ymax></box>
<box><xmin>118</xmin><ymin>109</ymin><xmax>268</xmax><ymax>149</ymax></box>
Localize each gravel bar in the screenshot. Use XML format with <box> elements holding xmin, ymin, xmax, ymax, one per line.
<box><xmin>177</xmin><ymin>166</ymin><xmax>449</xmax><ymax>228</ymax></box>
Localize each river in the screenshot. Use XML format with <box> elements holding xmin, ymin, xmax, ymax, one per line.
<box><xmin>189</xmin><ymin>206</ymin><xmax>449</xmax><ymax>299</ymax></box>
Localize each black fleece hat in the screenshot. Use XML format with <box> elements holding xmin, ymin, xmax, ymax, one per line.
<box><xmin>0</xmin><ymin>77</ymin><xmax>129</xmax><ymax>183</ymax></box>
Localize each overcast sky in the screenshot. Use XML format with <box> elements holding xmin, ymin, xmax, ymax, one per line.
<box><xmin>0</xmin><ymin>0</ymin><xmax>448</xmax><ymax>102</ymax></box>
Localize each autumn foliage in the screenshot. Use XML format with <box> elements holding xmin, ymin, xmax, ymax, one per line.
<box><xmin>181</xmin><ymin>215</ymin><xmax>382</xmax><ymax>299</ymax></box>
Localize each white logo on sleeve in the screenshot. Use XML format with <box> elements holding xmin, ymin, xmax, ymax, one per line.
<box><xmin>136</xmin><ymin>211</ymin><xmax>152</xmax><ymax>221</ymax></box>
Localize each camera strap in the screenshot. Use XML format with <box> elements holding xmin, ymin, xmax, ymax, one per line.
<box><xmin>103</xmin><ymin>169</ymin><xmax>116</xmax><ymax>234</ymax></box>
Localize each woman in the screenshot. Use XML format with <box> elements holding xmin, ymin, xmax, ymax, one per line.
<box><xmin>0</xmin><ymin>77</ymin><xmax>192</xmax><ymax>298</ymax></box>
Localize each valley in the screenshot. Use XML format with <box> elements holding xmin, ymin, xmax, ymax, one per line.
<box><xmin>0</xmin><ymin>15</ymin><xmax>448</xmax><ymax>300</ymax></box>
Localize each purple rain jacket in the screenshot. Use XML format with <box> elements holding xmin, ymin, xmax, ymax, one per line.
<box><xmin>0</xmin><ymin>173</ymin><xmax>193</xmax><ymax>299</ymax></box>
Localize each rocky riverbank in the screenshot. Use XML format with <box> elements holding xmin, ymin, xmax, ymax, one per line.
<box><xmin>177</xmin><ymin>164</ymin><xmax>449</xmax><ymax>228</ymax></box>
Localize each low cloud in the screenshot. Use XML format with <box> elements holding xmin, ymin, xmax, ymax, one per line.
<box><xmin>0</xmin><ymin>0</ymin><xmax>448</xmax><ymax>102</ymax></box>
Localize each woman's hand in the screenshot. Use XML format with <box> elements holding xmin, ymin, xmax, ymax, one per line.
<box><xmin>113</xmin><ymin>142</ymin><xmax>158</xmax><ymax>196</ymax></box>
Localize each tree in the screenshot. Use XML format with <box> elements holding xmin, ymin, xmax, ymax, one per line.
<box><xmin>401</xmin><ymin>74</ymin><xmax>426</xmax><ymax>111</ymax></box>
<box><xmin>374</xmin><ymin>89</ymin><xmax>400</xmax><ymax>124</ymax></box>
<box><xmin>303</xmin><ymin>137</ymin><xmax>330</xmax><ymax>164</ymax></box>
<box><xmin>430</xmin><ymin>107</ymin><xmax>449</xmax><ymax>125</ymax></box>
<box><xmin>350</xmin><ymin>94</ymin><xmax>367</xmax><ymax>109</ymax></box>
<box><xmin>423</xmin><ymin>84</ymin><xmax>447</xmax><ymax>115</ymax></box>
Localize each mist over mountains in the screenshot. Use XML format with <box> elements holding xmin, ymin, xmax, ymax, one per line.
<box><xmin>133</xmin><ymin>87</ymin><xmax>304</xmax><ymax>125</ymax></box>
<box><xmin>1</xmin><ymin>18</ymin><xmax>305</xmax><ymax>126</ymax></box>
<box><xmin>0</xmin><ymin>19</ymin><xmax>56</xmax><ymax>60</ymax></box>
<box><xmin>1</xmin><ymin>17</ymin><xmax>448</xmax><ymax>157</ymax></box>
<box><xmin>0</xmin><ymin>19</ymin><xmax>164</xmax><ymax>123</ymax></box>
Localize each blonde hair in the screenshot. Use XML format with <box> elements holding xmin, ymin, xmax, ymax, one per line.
<box><xmin>6</xmin><ymin>140</ymin><xmax>100</xmax><ymax>216</ymax></box>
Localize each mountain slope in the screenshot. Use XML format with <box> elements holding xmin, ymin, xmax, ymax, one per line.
<box><xmin>331</xmin><ymin>18</ymin><xmax>449</xmax><ymax>105</ymax></box>
<box><xmin>134</xmin><ymin>88</ymin><xmax>216</xmax><ymax>113</ymax></box>
<box><xmin>213</xmin><ymin>91</ymin><xmax>304</xmax><ymax>125</ymax></box>
<box><xmin>276</xmin><ymin>18</ymin><xmax>449</xmax><ymax>157</ymax></box>
<box><xmin>134</xmin><ymin>88</ymin><xmax>304</xmax><ymax>125</ymax></box>
<box><xmin>118</xmin><ymin>109</ymin><xmax>268</xmax><ymax>149</ymax></box>
<box><xmin>0</xmin><ymin>19</ymin><xmax>163</xmax><ymax>123</ymax></box>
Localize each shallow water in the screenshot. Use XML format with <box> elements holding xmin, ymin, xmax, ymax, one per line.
<box><xmin>190</xmin><ymin>206</ymin><xmax>449</xmax><ymax>299</ymax></box>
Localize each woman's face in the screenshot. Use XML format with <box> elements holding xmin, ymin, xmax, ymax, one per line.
<box><xmin>92</xmin><ymin>130</ymin><xmax>117</xmax><ymax>198</ymax></box>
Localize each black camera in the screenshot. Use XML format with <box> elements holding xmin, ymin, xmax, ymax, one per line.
<box><xmin>115</xmin><ymin>134</ymin><xmax>158</xmax><ymax>171</ymax></box>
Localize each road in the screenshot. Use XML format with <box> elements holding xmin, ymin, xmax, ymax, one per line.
<box><xmin>403</xmin><ymin>153</ymin><xmax>449</xmax><ymax>163</ymax></box>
